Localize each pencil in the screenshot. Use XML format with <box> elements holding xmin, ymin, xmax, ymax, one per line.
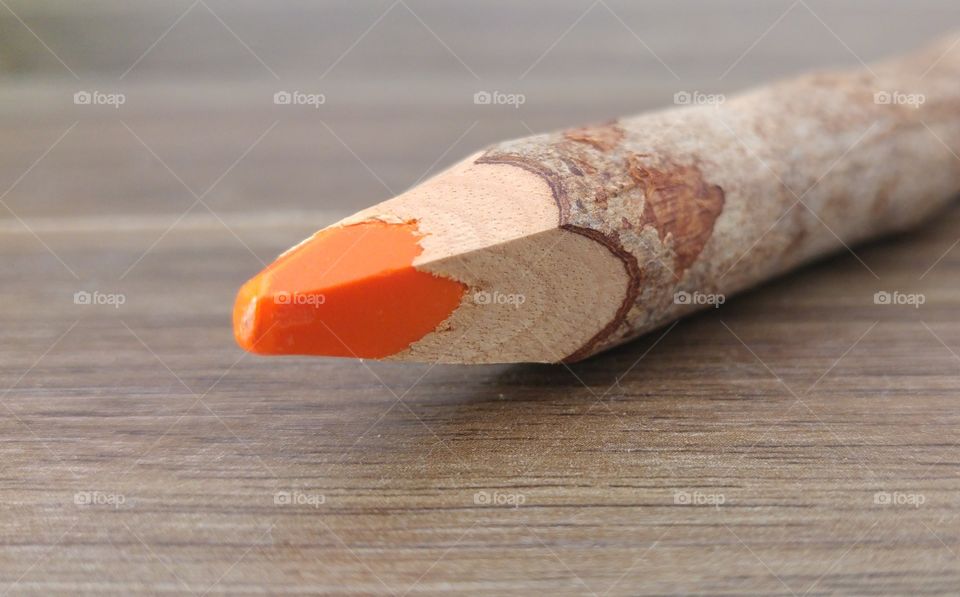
<box><xmin>234</xmin><ymin>34</ymin><xmax>960</xmax><ymax>364</ymax></box>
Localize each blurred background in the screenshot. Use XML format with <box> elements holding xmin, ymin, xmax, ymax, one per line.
<box><xmin>2</xmin><ymin>0</ymin><xmax>957</xmax><ymax>222</ymax></box>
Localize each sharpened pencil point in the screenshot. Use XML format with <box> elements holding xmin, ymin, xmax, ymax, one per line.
<box><xmin>233</xmin><ymin>221</ymin><xmax>466</xmax><ymax>358</ymax></box>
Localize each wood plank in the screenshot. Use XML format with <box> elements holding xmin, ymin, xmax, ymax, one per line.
<box><xmin>2</xmin><ymin>1</ymin><xmax>960</xmax><ymax>594</ymax></box>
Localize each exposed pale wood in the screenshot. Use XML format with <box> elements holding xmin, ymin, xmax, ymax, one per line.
<box><xmin>3</xmin><ymin>1</ymin><xmax>960</xmax><ymax>594</ymax></box>
<box><xmin>334</xmin><ymin>154</ymin><xmax>629</xmax><ymax>363</ymax></box>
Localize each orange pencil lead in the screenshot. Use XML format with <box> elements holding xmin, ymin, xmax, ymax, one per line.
<box><xmin>233</xmin><ymin>220</ymin><xmax>465</xmax><ymax>359</ymax></box>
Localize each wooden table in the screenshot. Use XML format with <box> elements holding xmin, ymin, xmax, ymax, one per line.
<box><xmin>2</xmin><ymin>1</ymin><xmax>960</xmax><ymax>594</ymax></box>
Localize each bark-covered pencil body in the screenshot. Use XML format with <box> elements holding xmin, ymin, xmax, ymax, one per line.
<box><xmin>234</xmin><ymin>35</ymin><xmax>960</xmax><ymax>363</ymax></box>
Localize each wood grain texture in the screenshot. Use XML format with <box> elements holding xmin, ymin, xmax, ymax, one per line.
<box><xmin>2</xmin><ymin>1</ymin><xmax>960</xmax><ymax>594</ymax></box>
<box><xmin>475</xmin><ymin>35</ymin><xmax>960</xmax><ymax>361</ymax></box>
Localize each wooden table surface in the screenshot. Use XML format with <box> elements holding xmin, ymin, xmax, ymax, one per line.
<box><xmin>3</xmin><ymin>1</ymin><xmax>960</xmax><ymax>594</ymax></box>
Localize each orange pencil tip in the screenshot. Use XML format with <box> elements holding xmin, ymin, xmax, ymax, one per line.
<box><xmin>233</xmin><ymin>221</ymin><xmax>465</xmax><ymax>359</ymax></box>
